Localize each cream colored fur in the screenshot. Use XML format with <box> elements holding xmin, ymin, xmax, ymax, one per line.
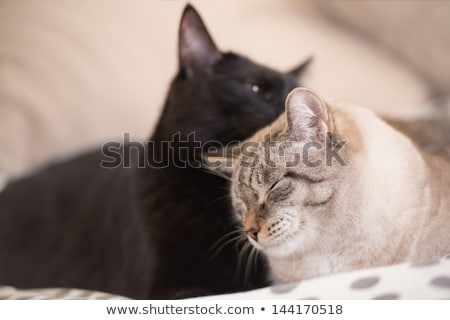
<box><xmin>225</xmin><ymin>88</ymin><xmax>450</xmax><ymax>284</ymax></box>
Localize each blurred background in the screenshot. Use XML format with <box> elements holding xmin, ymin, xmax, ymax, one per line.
<box><xmin>1</xmin><ymin>0</ymin><xmax>449</xmax><ymax>178</ymax></box>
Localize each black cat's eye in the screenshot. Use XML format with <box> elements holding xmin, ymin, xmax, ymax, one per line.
<box><xmin>247</xmin><ymin>82</ymin><xmax>260</xmax><ymax>93</ymax></box>
<box><xmin>245</xmin><ymin>81</ymin><xmax>273</xmax><ymax>101</ymax></box>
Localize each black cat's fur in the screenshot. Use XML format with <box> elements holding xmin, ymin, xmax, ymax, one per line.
<box><xmin>0</xmin><ymin>5</ymin><xmax>309</xmax><ymax>299</ymax></box>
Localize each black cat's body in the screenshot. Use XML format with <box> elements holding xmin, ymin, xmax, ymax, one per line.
<box><xmin>0</xmin><ymin>151</ymin><xmax>151</xmax><ymax>298</ymax></box>
<box><xmin>0</xmin><ymin>5</ymin><xmax>308</xmax><ymax>298</ymax></box>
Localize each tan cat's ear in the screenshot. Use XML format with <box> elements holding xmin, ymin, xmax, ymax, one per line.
<box><xmin>285</xmin><ymin>87</ymin><xmax>334</xmax><ymax>143</ymax></box>
<box><xmin>178</xmin><ymin>5</ymin><xmax>222</xmax><ymax>77</ymax></box>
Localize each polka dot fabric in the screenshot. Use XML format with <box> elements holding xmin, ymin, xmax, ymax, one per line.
<box><xmin>0</xmin><ymin>286</ymin><xmax>127</xmax><ymax>300</ymax></box>
<box><xmin>202</xmin><ymin>255</ymin><xmax>450</xmax><ymax>300</ymax></box>
<box><xmin>1</xmin><ymin>255</ymin><xmax>449</xmax><ymax>299</ymax></box>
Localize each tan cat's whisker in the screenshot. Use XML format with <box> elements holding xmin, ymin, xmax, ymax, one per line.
<box><xmin>209</xmin><ymin>229</ymin><xmax>246</xmax><ymax>260</ymax></box>
<box><xmin>210</xmin><ymin>229</ymin><xmax>243</xmax><ymax>250</ymax></box>
<box><xmin>204</xmin><ymin>194</ymin><xmax>233</xmax><ymax>208</ymax></box>
<box><xmin>237</xmin><ymin>241</ymin><xmax>253</xmax><ymax>282</ymax></box>
<box><xmin>200</xmin><ymin>167</ymin><xmax>233</xmax><ymax>182</ymax></box>
<box><xmin>245</xmin><ymin>247</ymin><xmax>257</xmax><ymax>284</ymax></box>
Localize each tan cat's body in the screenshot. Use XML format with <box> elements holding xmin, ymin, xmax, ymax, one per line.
<box><xmin>216</xmin><ymin>88</ymin><xmax>450</xmax><ymax>284</ymax></box>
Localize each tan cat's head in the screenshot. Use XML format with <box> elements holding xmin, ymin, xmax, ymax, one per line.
<box><xmin>206</xmin><ymin>87</ymin><xmax>364</xmax><ymax>258</ymax></box>
<box><xmin>206</xmin><ymin>87</ymin><xmax>444</xmax><ymax>280</ymax></box>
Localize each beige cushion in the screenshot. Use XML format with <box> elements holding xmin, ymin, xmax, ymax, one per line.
<box><xmin>316</xmin><ymin>0</ymin><xmax>450</xmax><ymax>94</ymax></box>
<box><xmin>0</xmin><ymin>0</ymin><xmax>428</xmax><ymax>177</ymax></box>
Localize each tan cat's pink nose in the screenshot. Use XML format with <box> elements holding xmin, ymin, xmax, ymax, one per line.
<box><xmin>246</xmin><ymin>228</ymin><xmax>260</xmax><ymax>242</ymax></box>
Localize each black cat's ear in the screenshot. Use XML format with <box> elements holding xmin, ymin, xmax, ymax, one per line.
<box><xmin>286</xmin><ymin>57</ymin><xmax>313</xmax><ymax>79</ymax></box>
<box><xmin>178</xmin><ymin>4</ymin><xmax>222</xmax><ymax>77</ymax></box>
<box><xmin>285</xmin><ymin>87</ymin><xmax>334</xmax><ymax>142</ymax></box>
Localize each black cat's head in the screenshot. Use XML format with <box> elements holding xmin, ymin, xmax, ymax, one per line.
<box><xmin>153</xmin><ymin>4</ymin><xmax>311</xmax><ymax>146</ymax></box>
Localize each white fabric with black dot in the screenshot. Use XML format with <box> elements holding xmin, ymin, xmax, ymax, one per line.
<box><xmin>201</xmin><ymin>255</ymin><xmax>450</xmax><ymax>300</ymax></box>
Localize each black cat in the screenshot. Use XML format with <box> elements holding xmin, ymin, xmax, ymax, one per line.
<box><xmin>0</xmin><ymin>5</ymin><xmax>310</xmax><ymax>299</ymax></box>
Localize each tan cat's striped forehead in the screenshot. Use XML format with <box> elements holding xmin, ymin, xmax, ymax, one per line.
<box><xmin>231</xmin><ymin>97</ymin><xmax>364</xmax><ymax>198</ymax></box>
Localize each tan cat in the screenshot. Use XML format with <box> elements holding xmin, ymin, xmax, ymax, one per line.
<box><xmin>207</xmin><ymin>87</ymin><xmax>450</xmax><ymax>284</ymax></box>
